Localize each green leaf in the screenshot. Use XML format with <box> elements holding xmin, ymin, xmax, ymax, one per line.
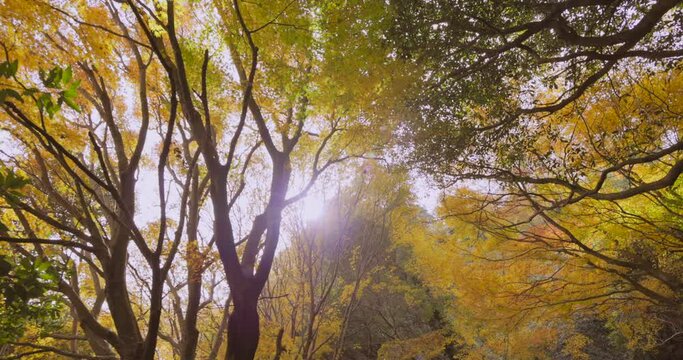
<box><xmin>61</xmin><ymin>78</ymin><xmax>80</xmax><ymax>112</ymax></box>
<box><xmin>46</xmin><ymin>102</ymin><xmax>60</xmax><ymax>117</ymax></box>
<box><xmin>0</xmin><ymin>60</ymin><xmax>19</xmax><ymax>78</ymax></box>
<box><xmin>1</xmin><ymin>169</ymin><xmax>29</xmax><ymax>190</ymax></box>
<box><xmin>36</xmin><ymin>92</ymin><xmax>60</xmax><ymax>116</ymax></box>
<box><xmin>41</xmin><ymin>67</ymin><xmax>62</xmax><ymax>89</ymax></box>
<box><xmin>69</xmin><ymin>79</ymin><xmax>80</xmax><ymax>91</ymax></box>
<box><xmin>63</xmin><ymin>95</ymin><xmax>80</xmax><ymax>112</ymax></box>
<box><xmin>23</xmin><ymin>88</ymin><xmax>39</xmax><ymax>96</ymax></box>
<box><xmin>35</xmin><ymin>260</ymin><xmax>50</xmax><ymax>272</ymax></box>
<box><xmin>9</xmin><ymin>60</ymin><xmax>18</xmax><ymax>77</ymax></box>
<box><xmin>61</xmin><ymin>66</ymin><xmax>73</xmax><ymax>84</ymax></box>
<box><xmin>0</xmin><ymin>89</ymin><xmax>22</xmax><ymax>104</ymax></box>
<box><xmin>62</xmin><ymin>87</ymin><xmax>77</xmax><ymax>99</ymax></box>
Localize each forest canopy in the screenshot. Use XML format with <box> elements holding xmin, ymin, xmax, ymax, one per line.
<box><xmin>0</xmin><ymin>0</ymin><xmax>681</xmax><ymax>359</ymax></box>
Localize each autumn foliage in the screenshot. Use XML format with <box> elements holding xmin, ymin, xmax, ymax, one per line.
<box><xmin>0</xmin><ymin>0</ymin><xmax>681</xmax><ymax>359</ymax></box>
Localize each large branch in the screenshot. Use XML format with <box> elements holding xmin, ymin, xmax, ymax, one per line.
<box><xmin>0</xmin><ymin>236</ymin><xmax>96</xmax><ymax>252</ymax></box>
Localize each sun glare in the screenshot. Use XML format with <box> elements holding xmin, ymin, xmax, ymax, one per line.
<box><xmin>301</xmin><ymin>193</ymin><xmax>326</xmax><ymax>221</ymax></box>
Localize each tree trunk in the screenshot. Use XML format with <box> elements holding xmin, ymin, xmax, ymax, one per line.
<box><xmin>226</xmin><ymin>294</ymin><xmax>260</xmax><ymax>360</ymax></box>
<box><xmin>181</xmin><ymin>187</ymin><xmax>202</xmax><ymax>360</ymax></box>
<box><xmin>272</xmin><ymin>328</ymin><xmax>285</xmax><ymax>360</ymax></box>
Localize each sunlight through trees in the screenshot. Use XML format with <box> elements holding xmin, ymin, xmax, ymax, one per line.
<box><xmin>0</xmin><ymin>0</ymin><xmax>681</xmax><ymax>359</ymax></box>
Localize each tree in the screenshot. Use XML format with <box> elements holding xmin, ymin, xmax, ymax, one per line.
<box><xmin>422</xmin><ymin>65</ymin><xmax>683</xmax><ymax>358</ymax></box>
<box><xmin>388</xmin><ymin>0</ymin><xmax>683</xmax><ymax>181</ymax></box>
<box><xmin>257</xmin><ymin>183</ymin><xmax>362</xmax><ymax>360</ymax></box>
<box><xmin>257</xmin><ymin>165</ymin><xmax>453</xmax><ymax>360</ymax></box>
<box><xmin>2</xmin><ymin>1</ymin><xmax>679</xmax><ymax>359</ymax></box>
<box><xmin>383</xmin><ymin>3</ymin><xmax>683</xmax><ymax>355</ymax></box>
<box><xmin>0</xmin><ymin>0</ymin><xmax>399</xmax><ymax>359</ymax></box>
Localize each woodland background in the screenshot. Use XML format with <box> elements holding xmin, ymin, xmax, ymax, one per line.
<box><xmin>0</xmin><ymin>0</ymin><xmax>681</xmax><ymax>359</ymax></box>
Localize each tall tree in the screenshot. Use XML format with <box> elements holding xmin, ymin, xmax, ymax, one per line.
<box><xmin>383</xmin><ymin>2</ymin><xmax>683</xmax><ymax>356</ymax></box>
<box><xmin>0</xmin><ymin>0</ymin><xmax>398</xmax><ymax>358</ymax></box>
<box><xmin>411</xmin><ymin>65</ymin><xmax>683</xmax><ymax>358</ymax></box>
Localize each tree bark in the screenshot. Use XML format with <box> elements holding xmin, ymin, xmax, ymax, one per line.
<box><xmin>273</xmin><ymin>328</ymin><xmax>285</xmax><ymax>360</ymax></box>
<box><xmin>226</xmin><ymin>290</ymin><xmax>260</xmax><ymax>360</ymax></box>
<box><xmin>181</xmin><ymin>172</ymin><xmax>202</xmax><ymax>360</ymax></box>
